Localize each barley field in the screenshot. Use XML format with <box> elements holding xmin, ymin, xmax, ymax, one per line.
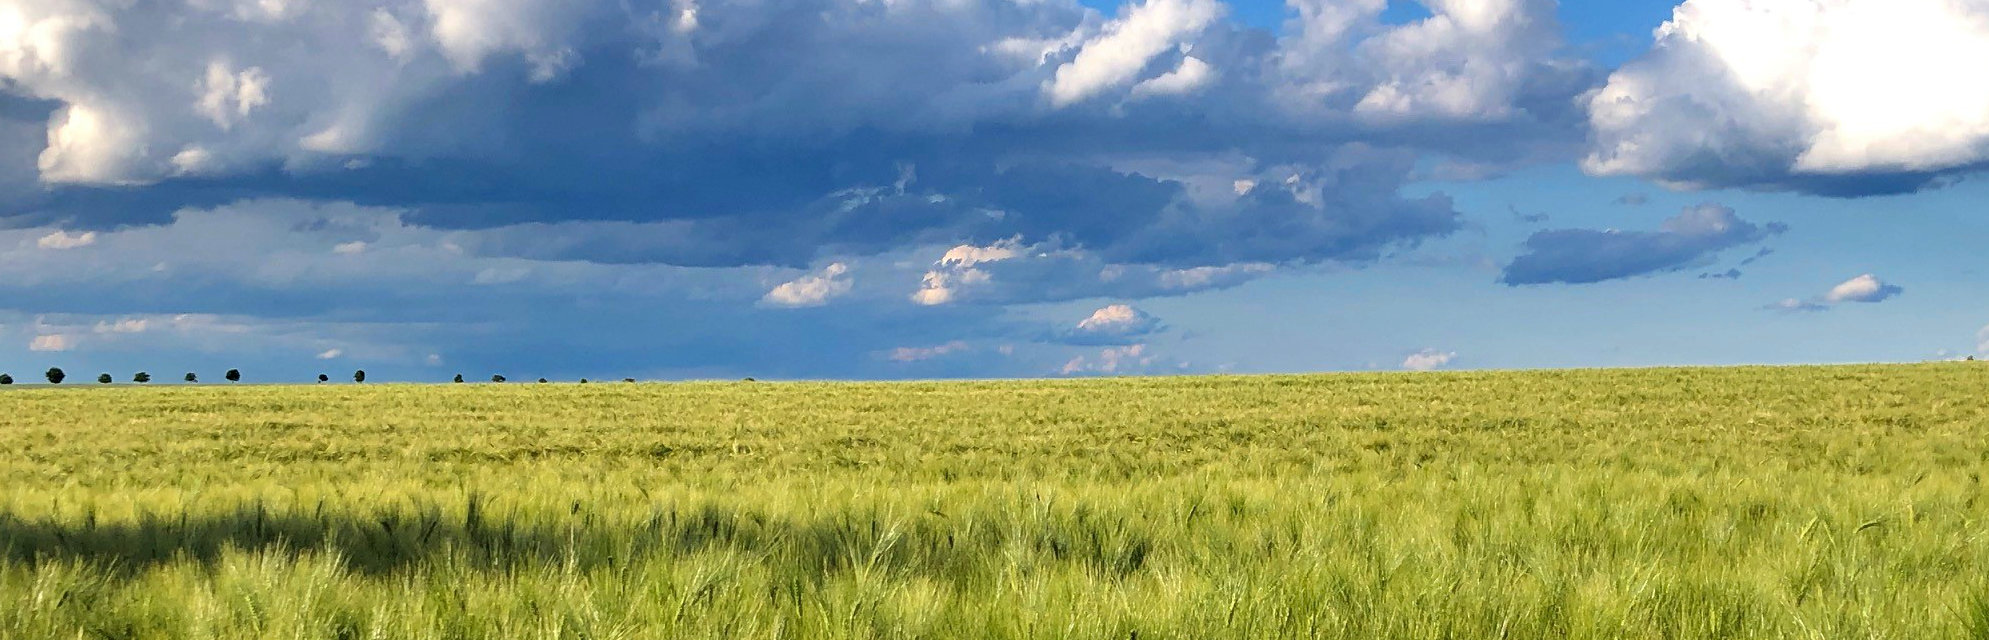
<box><xmin>2</xmin><ymin>364</ymin><xmax>1987</xmax><ymax>639</ymax></box>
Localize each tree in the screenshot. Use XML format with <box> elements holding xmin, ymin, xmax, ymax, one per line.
<box><xmin>134</xmin><ymin>372</ymin><xmax>151</xmax><ymax>384</ymax></box>
<box><xmin>45</xmin><ymin>368</ymin><xmax>65</xmax><ymax>384</ymax></box>
<box><xmin>97</xmin><ymin>373</ymin><xmax>112</xmax><ymax>384</ymax></box>
<box><xmin>318</xmin><ymin>374</ymin><xmax>329</xmax><ymax>383</ymax></box>
<box><xmin>580</xmin><ymin>378</ymin><xmax>589</xmax><ymax>384</ymax></box>
<box><xmin>225</xmin><ymin>369</ymin><xmax>241</xmax><ymax>383</ymax></box>
<box><xmin>0</xmin><ymin>374</ymin><xmax>13</xmax><ymax>385</ymax></box>
<box><xmin>453</xmin><ymin>374</ymin><xmax>464</xmax><ymax>383</ymax></box>
<box><xmin>537</xmin><ymin>378</ymin><xmax>548</xmax><ymax>384</ymax></box>
<box><xmin>184</xmin><ymin>372</ymin><xmax>197</xmax><ymax>383</ymax></box>
<box><xmin>491</xmin><ymin>375</ymin><xmax>506</xmax><ymax>383</ymax></box>
<box><xmin>353</xmin><ymin>370</ymin><xmax>366</xmax><ymax>383</ymax></box>
<box><xmin>623</xmin><ymin>378</ymin><xmax>636</xmax><ymax>383</ymax></box>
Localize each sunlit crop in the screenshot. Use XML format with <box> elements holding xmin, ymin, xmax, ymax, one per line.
<box><xmin>2</xmin><ymin>364</ymin><xmax>1987</xmax><ymax>638</ymax></box>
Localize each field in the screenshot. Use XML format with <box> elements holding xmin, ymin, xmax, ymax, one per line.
<box><xmin>2</xmin><ymin>364</ymin><xmax>1988</xmax><ymax>639</ymax></box>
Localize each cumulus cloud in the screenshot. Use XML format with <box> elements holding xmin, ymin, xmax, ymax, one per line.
<box><xmin>761</xmin><ymin>262</ymin><xmax>852</xmax><ymax>308</ymax></box>
<box><xmin>1768</xmin><ymin>273</ymin><xmax>1904</xmax><ymax>312</ymax></box>
<box><xmin>28</xmin><ymin>333</ymin><xmax>71</xmax><ymax>352</ymax></box>
<box><xmin>1586</xmin><ymin>0</ymin><xmax>1989</xmax><ymax>194</ymax></box>
<box><xmin>1062</xmin><ymin>304</ymin><xmax>1164</xmax><ymax>345</ymax></box>
<box><xmin>1047</xmin><ymin>0</ymin><xmax>1224</xmax><ymax>106</ymax></box>
<box><xmin>1501</xmin><ymin>204</ymin><xmax>1785</xmax><ymax>285</ymax></box>
<box><xmin>0</xmin><ymin>0</ymin><xmax>1600</xmax><ymax>380</ymax></box>
<box><xmin>1823</xmin><ymin>274</ymin><xmax>1904</xmax><ymax>304</ymax></box>
<box><xmin>316</xmin><ymin>348</ymin><xmax>343</xmax><ymax>359</ymax></box>
<box><xmin>35</xmin><ymin>230</ymin><xmax>95</xmax><ymax>249</ymax></box>
<box><xmin>910</xmin><ymin>238</ymin><xmax>1280</xmax><ymax>306</ymax></box>
<box><xmin>1401</xmin><ymin>348</ymin><xmax>1455</xmax><ymax>371</ymax></box>
<box><xmin>1061</xmin><ymin>344</ymin><xmax>1163</xmax><ymax>376</ymax></box>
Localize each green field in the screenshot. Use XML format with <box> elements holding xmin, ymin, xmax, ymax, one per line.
<box><xmin>3</xmin><ymin>364</ymin><xmax>1988</xmax><ymax>638</ymax></box>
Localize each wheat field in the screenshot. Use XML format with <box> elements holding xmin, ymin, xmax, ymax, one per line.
<box><xmin>2</xmin><ymin>364</ymin><xmax>1987</xmax><ymax>638</ymax></box>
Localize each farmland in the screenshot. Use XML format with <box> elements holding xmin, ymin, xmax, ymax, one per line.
<box><xmin>2</xmin><ymin>364</ymin><xmax>1987</xmax><ymax>638</ymax></box>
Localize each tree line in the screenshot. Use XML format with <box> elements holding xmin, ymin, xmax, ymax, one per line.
<box><xmin>0</xmin><ymin>368</ymin><xmax>647</xmax><ymax>386</ymax></box>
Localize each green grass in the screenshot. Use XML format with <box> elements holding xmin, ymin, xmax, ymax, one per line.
<box><xmin>2</xmin><ymin>364</ymin><xmax>1987</xmax><ymax>638</ymax></box>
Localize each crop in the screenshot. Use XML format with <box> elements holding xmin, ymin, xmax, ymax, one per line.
<box><xmin>1</xmin><ymin>364</ymin><xmax>1986</xmax><ymax>638</ymax></box>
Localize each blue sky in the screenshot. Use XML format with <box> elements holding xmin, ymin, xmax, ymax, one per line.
<box><xmin>0</xmin><ymin>0</ymin><xmax>1984</xmax><ymax>382</ymax></box>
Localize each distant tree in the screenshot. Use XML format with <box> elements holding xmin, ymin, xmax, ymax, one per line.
<box><xmin>491</xmin><ymin>375</ymin><xmax>506</xmax><ymax>383</ymax></box>
<box><xmin>0</xmin><ymin>374</ymin><xmax>13</xmax><ymax>385</ymax></box>
<box><xmin>353</xmin><ymin>370</ymin><xmax>367</xmax><ymax>383</ymax></box>
<box><xmin>537</xmin><ymin>378</ymin><xmax>548</xmax><ymax>384</ymax></box>
<box><xmin>134</xmin><ymin>372</ymin><xmax>151</xmax><ymax>384</ymax></box>
<box><xmin>225</xmin><ymin>369</ymin><xmax>241</xmax><ymax>383</ymax></box>
<box><xmin>97</xmin><ymin>373</ymin><xmax>112</xmax><ymax>384</ymax></box>
<box><xmin>453</xmin><ymin>374</ymin><xmax>464</xmax><ymax>383</ymax></box>
<box><xmin>46</xmin><ymin>368</ymin><xmax>65</xmax><ymax>384</ymax></box>
<box><xmin>741</xmin><ymin>377</ymin><xmax>756</xmax><ymax>382</ymax></box>
<box><xmin>580</xmin><ymin>378</ymin><xmax>589</xmax><ymax>384</ymax></box>
<box><xmin>184</xmin><ymin>372</ymin><xmax>197</xmax><ymax>383</ymax></box>
<box><xmin>623</xmin><ymin>378</ymin><xmax>636</xmax><ymax>383</ymax></box>
<box><xmin>318</xmin><ymin>374</ymin><xmax>329</xmax><ymax>383</ymax></box>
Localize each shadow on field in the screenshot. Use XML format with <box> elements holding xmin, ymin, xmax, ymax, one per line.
<box><xmin>0</xmin><ymin>500</ymin><xmax>1159</xmax><ymax>581</ymax></box>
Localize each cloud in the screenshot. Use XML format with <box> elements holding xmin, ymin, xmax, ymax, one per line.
<box><xmin>761</xmin><ymin>262</ymin><xmax>852</xmax><ymax>308</ymax></box>
<box><xmin>1978</xmin><ymin>324</ymin><xmax>1989</xmax><ymax>355</ymax></box>
<box><xmin>1823</xmin><ymin>274</ymin><xmax>1904</xmax><ymax>304</ymax></box>
<box><xmin>1501</xmin><ymin>204</ymin><xmax>1785</xmax><ymax>285</ymax></box>
<box><xmin>1766</xmin><ymin>298</ymin><xmax>1829</xmax><ymax>314</ymax></box>
<box><xmin>910</xmin><ymin>238</ymin><xmax>1279</xmax><ymax>306</ymax></box>
<box><xmin>1401</xmin><ymin>348</ymin><xmax>1455</xmax><ymax>371</ymax></box>
<box><xmin>1769</xmin><ymin>273</ymin><xmax>1904</xmax><ymax>312</ymax></box>
<box><xmin>887</xmin><ymin>341</ymin><xmax>972</xmax><ymax>363</ymax></box>
<box><xmin>0</xmin><ymin>0</ymin><xmax>1602</xmax><ymax>380</ymax></box>
<box><xmin>316</xmin><ymin>348</ymin><xmax>343</xmax><ymax>359</ymax></box>
<box><xmin>28</xmin><ymin>334</ymin><xmax>71</xmax><ymax>352</ymax></box>
<box><xmin>1586</xmin><ymin>0</ymin><xmax>1989</xmax><ymax>195</ymax></box>
<box><xmin>1047</xmin><ymin>0</ymin><xmax>1224</xmax><ymax>107</ymax></box>
<box><xmin>1062</xmin><ymin>304</ymin><xmax>1164</xmax><ymax>345</ymax></box>
<box><xmin>36</xmin><ymin>231</ymin><xmax>95</xmax><ymax>249</ymax></box>
<box><xmin>1061</xmin><ymin>344</ymin><xmax>1170</xmax><ymax>376</ymax></box>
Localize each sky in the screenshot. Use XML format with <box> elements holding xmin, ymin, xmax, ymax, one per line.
<box><xmin>0</xmin><ymin>0</ymin><xmax>1985</xmax><ymax>382</ymax></box>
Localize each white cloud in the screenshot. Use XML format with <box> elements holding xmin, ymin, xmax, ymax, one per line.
<box><xmin>1823</xmin><ymin>274</ymin><xmax>1903</xmax><ymax>304</ymax></box>
<box><xmin>316</xmin><ymin>348</ymin><xmax>343</xmax><ymax>359</ymax></box>
<box><xmin>1350</xmin><ymin>0</ymin><xmax>1561</xmax><ymax>120</ymax></box>
<box><xmin>93</xmin><ymin>318</ymin><xmax>151</xmax><ymax>334</ymax></box>
<box><xmin>28</xmin><ymin>334</ymin><xmax>72</xmax><ymax>352</ymax></box>
<box><xmin>912</xmin><ymin>239</ymin><xmax>1024</xmax><ymax>306</ymax></box>
<box><xmin>888</xmin><ymin>341</ymin><xmax>970</xmax><ymax>363</ymax></box>
<box><xmin>761</xmin><ymin>262</ymin><xmax>852</xmax><ymax>308</ymax></box>
<box><xmin>1275</xmin><ymin>0</ymin><xmax>1564</xmax><ymax>121</ymax></box>
<box><xmin>1767</xmin><ymin>298</ymin><xmax>1828</xmax><ymax>313</ymax></box>
<box><xmin>1130</xmin><ymin>54</ymin><xmax>1215</xmax><ymax>99</ymax></box>
<box><xmin>1045</xmin><ymin>0</ymin><xmax>1223</xmax><ymax>106</ymax></box>
<box><xmin>1061</xmin><ymin>344</ymin><xmax>1163</xmax><ymax>375</ymax></box>
<box><xmin>333</xmin><ymin>241</ymin><xmax>368</xmax><ymax>255</ymax></box>
<box><xmin>1770</xmin><ymin>273</ymin><xmax>1904</xmax><ymax>312</ymax></box>
<box><xmin>1586</xmin><ymin>0</ymin><xmax>1989</xmax><ymax>189</ymax></box>
<box><xmin>36</xmin><ymin>230</ymin><xmax>96</xmax><ymax>249</ymax></box>
<box><xmin>1065</xmin><ymin>304</ymin><xmax>1163</xmax><ymax>344</ymax></box>
<box><xmin>1402</xmin><ymin>348</ymin><xmax>1455</xmax><ymax>371</ymax></box>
